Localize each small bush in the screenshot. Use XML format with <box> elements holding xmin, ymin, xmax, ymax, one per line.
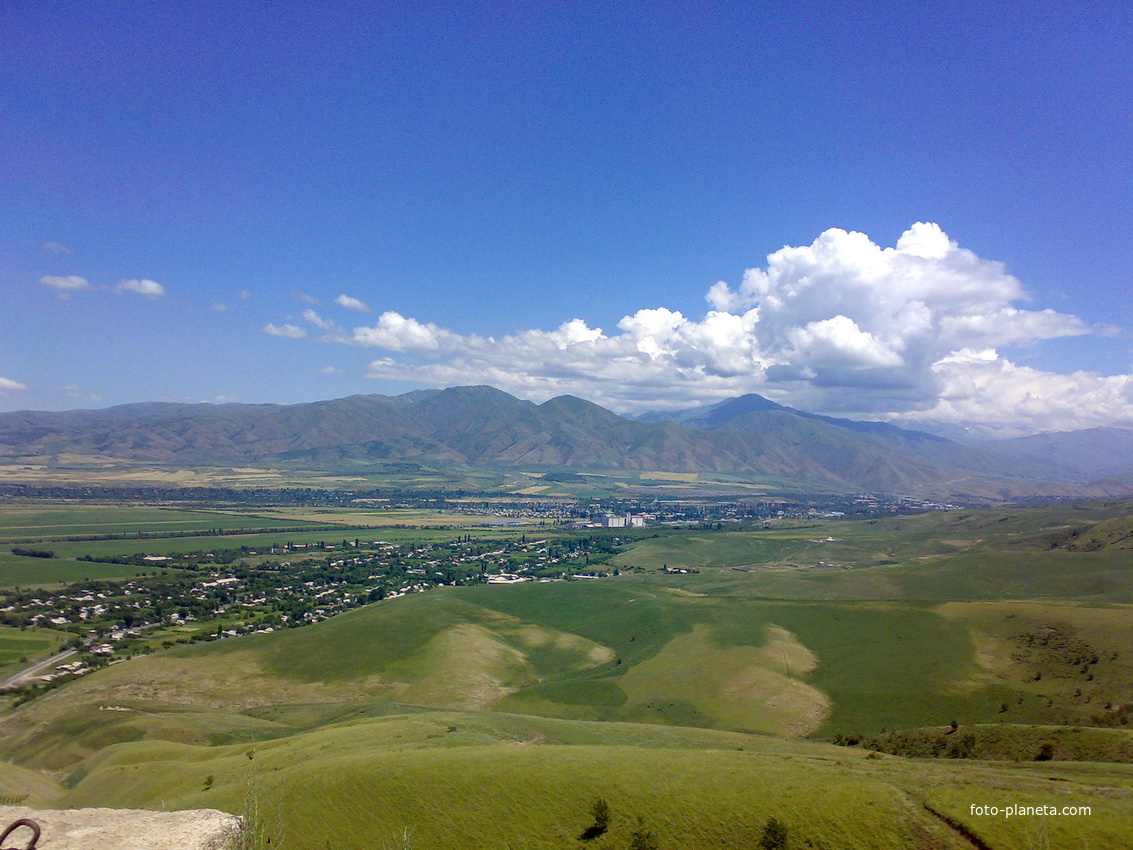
<box><xmin>759</xmin><ymin>816</ymin><xmax>789</xmax><ymax>849</ymax></box>
<box><xmin>591</xmin><ymin>797</ymin><xmax>610</xmax><ymax>831</ymax></box>
<box><xmin>628</xmin><ymin>817</ymin><xmax>660</xmax><ymax>850</ymax></box>
<box><xmin>580</xmin><ymin>797</ymin><xmax>611</xmax><ymax>840</ymax></box>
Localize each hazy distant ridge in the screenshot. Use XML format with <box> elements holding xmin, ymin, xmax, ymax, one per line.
<box><xmin>0</xmin><ymin>386</ymin><xmax>1124</xmax><ymax>498</ymax></box>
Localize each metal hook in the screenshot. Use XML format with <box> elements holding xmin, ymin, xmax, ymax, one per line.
<box><xmin>0</xmin><ymin>818</ymin><xmax>40</xmax><ymax>850</ymax></box>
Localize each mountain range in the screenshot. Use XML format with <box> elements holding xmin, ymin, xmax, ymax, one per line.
<box><xmin>0</xmin><ymin>385</ymin><xmax>1128</xmax><ymax>499</ymax></box>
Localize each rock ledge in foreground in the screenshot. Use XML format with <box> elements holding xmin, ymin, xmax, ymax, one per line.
<box><xmin>0</xmin><ymin>805</ymin><xmax>241</xmax><ymax>850</ymax></box>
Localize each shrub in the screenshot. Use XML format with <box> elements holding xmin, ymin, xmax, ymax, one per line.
<box><xmin>759</xmin><ymin>816</ymin><xmax>789</xmax><ymax>849</ymax></box>
<box><xmin>580</xmin><ymin>797</ymin><xmax>611</xmax><ymax>841</ymax></box>
<box><xmin>628</xmin><ymin>817</ymin><xmax>660</xmax><ymax>850</ymax></box>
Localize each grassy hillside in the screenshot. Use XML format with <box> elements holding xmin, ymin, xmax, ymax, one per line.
<box><xmin>3</xmin><ymin>499</ymin><xmax>1133</xmax><ymax>847</ymax></box>
<box><xmin>29</xmin><ymin>711</ymin><xmax>1133</xmax><ymax>849</ymax></box>
<box><xmin>5</xmin><ymin>577</ymin><xmax>1131</xmax><ymax>767</ymax></box>
<box><xmin>611</xmin><ymin>502</ymin><xmax>1133</xmax><ymax>602</ymax></box>
<box><xmin>1055</xmin><ymin>515</ymin><xmax>1133</xmax><ymax>550</ymax></box>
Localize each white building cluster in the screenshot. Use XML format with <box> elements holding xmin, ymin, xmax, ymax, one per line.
<box><xmin>600</xmin><ymin>514</ymin><xmax>648</xmax><ymax>528</ymax></box>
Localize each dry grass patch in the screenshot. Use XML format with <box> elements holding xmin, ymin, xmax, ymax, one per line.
<box><xmin>619</xmin><ymin>623</ymin><xmax>830</xmax><ymax>735</ymax></box>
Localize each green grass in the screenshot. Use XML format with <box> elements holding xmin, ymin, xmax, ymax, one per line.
<box><xmin>9</xmin><ymin>572</ymin><xmax>1126</xmax><ymax>755</ymax></box>
<box><xmin>0</xmin><ymin>553</ymin><xmax>146</xmax><ymax>588</ymax></box>
<box><xmin>37</xmin><ymin>524</ymin><xmax>529</xmax><ymax>563</ymax></box>
<box><xmin>0</xmin><ymin>627</ymin><xmax>67</xmax><ymax>669</ymax></box>
<box><xmin>612</xmin><ymin>505</ymin><xmax>1133</xmax><ymax>603</ymax></box>
<box><xmin>2</xmin><ymin>498</ymin><xmax>1133</xmax><ymax>847</ymax></box>
<box><xmin>43</xmin><ymin>711</ymin><xmax>1133</xmax><ymax>850</ymax></box>
<box><xmin>0</xmin><ymin>505</ymin><xmax>328</xmax><ymax>543</ymax></box>
<box><xmin>861</xmin><ymin>723</ymin><xmax>1133</xmax><ymax>762</ymax></box>
<box><xmin>0</xmin><ymin>758</ymin><xmax>64</xmax><ymax>807</ymax></box>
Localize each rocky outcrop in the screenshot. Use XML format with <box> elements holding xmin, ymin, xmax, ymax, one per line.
<box><xmin>0</xmin><ymin>806</ymin><xmax>240</xmax><ymax>850</ymax></box>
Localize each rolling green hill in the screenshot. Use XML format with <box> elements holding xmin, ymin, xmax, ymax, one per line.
<box><xmin>3</xmin><ymin>500</ymin><xmax>1133</xmax><ymax>847</ymax></box>
<box><xmin>46</xmin><ymin>711</ymin><xmax>1133</xmax><ymax>850</ymax></box>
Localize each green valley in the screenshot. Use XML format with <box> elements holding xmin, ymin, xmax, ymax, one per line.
<box><xmin>2</xmin><ymin>494</ymin><xmax>1132</xmax><ymax>847</ymax></box>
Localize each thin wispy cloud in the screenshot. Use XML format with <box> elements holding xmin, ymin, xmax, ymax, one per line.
<box><xmin>264</xmin><ymin>223</ymin><xmax>1130</xmax><ymax>432</ymax></box>
<box><xmin>0</xmin><ymin>378</ymin><xmax>27</xmax><ymax>393</ymax></box>
<box><xmin>62</xmin><ymin>384</ymin><xmax>103</xmax><ymax>402</ymax></box>
<box><xmin>43</xmin><ymin>241</ymin><xmax>72</xmax><ymax>255</ymax></box>
<box><xmin>301</xmin><ymin>309</ymin><xmax>338</xmax><ymax>332</ymax></box>
<box><xmin>335</xmin><ymin>294</ymin><xmax>371</xmax><ymax>312</ymax></box>
<box><xmin>41</xmin><ymin>274</ymin><xmax>91</xmax><ymax>292</ymax></box>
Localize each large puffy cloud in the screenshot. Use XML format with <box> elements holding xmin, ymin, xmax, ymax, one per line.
<box><xmin>349</xmin><ymin>311</ymin><xmax>460</xmax><ymax>352</ymax></box>
<box><xmin>706</xmin><ymin>222</ymin><xmax>1086</xmax><ymax>386</ymax></box>
<box><xmin>266</xmin><ymin>224</ymin><xmax>1128</xmax><ymax>431</ymax></box>
<box><xmin>899</xmin><ymin>349</ymin><xmax>1133</xmax><ymax>433</ymax></box>
<box><xmin>357</xmin><ymin>313</ymin><xmax>752</xmax><ymax>409</ymax></box>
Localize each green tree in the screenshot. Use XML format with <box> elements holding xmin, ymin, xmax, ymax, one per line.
<box><xmin>580</xmin><ymin>797</ymin><xmax>611</xmax><ymax>840</ymax></box>
<box><xmin>591</xmin><ymin>798</ymin><xmax>610</xmax><ymax>832</ymax></box>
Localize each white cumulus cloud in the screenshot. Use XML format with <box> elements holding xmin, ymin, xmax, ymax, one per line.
<box><xmin>115</xmin><ymin>279</ymin><xmax>166</xmax><ymax>298</ymax></box>
<box><xmin>893</xmin><ymin>349</ymin><xmax>1133</xmax><ymax>433</ymax></box>
<box><xmin>0</xmin><ymin>378</ymin><xmax>28</xmax><ymax>393</ymax></box>
<box><xmin>263</xmin><ymin>223</ymin><xmax>1128</xmax><ymax>431</ymax></box>
<box><xmin>335</xmin><ymin>294</ymin><xmax>371</xmax><ymax>312</ymax></box>
<box><xmin>705</xmin><ymin>222</ymin><xmax>1086</xmax><ymax>387</ymax></box>
<box><xmin>263</xmin><ymin>323</ymin><xmax>307</xmax><ymax>339</ymax></box>
<box><xmin>350</xmin><ymin>311</ymin><xmax>457</xmax><ymax>352</ymax></box>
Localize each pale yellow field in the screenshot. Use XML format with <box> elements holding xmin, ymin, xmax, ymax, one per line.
<box><xmin>640</xmin><ymin>471</ymin><xmax>700</xmax><ymax>482</ymax></box>
<box><xmin>246</xmin><ymin>508</ymin><xmax>515</xmax><ymax>527</ymax></box>
<box><xmin>0</xmin><ymin>461</ymin><xmax>369</xmax><ymax>488</ymax></box>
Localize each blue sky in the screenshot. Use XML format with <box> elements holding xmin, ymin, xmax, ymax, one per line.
<box><xmin>2</xmin><ymin>1</ymin><xmax>1131</xmax><ymax>434</ymax></box>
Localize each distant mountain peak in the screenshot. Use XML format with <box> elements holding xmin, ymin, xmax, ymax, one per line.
<box><xmin>699</xmin><ymin>393</ymin><xmax>785</xmax><ymax>424</ymax></box>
